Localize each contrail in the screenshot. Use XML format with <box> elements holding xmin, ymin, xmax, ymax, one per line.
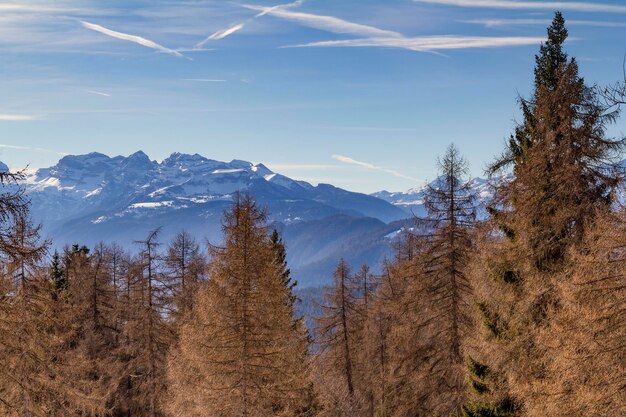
<box><xmin>81</xmin><ymin>21</ymin><xmax>185</xmax><ymax>58</ymax></box>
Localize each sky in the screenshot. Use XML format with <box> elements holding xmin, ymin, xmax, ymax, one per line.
<box><xmin>1</xmin><ymin>0</ymin><xmax>625</xmax><ymax>193</ymax></box>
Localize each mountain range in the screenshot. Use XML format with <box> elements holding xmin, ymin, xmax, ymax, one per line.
<box><xmin>17</xmin><ymin>151</ymin><xmax>492</xmax><ymax>287</ymax></box>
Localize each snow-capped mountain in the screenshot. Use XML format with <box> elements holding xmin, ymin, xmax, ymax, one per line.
<box><xmin>372</xmin><ymin>177</ymin><xmax>495</xmax><ymax>217</ymax></box>
<box><xmin>20</xmin><ymin>151</ymin><xmax>409</xmax><ymax>286</ymax></box>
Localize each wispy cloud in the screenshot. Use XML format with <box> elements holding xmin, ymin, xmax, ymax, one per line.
<box><xmin>0</xmin><ymin>114</ymin><xmax>37</xmax><ymax>121</ymax></box>
<box><xmin>85</xmin><ymin>89</ymin><xmax>111</xmax><ymax>97</ymax></box>
<box><xmin>202</xmin><ymin>24</ymin><xmax>245</xmax><ymax>43</ymax></box>
<box><xmin>332</xmin><ymin>155</ymin><xmax>420</xmax><ymax>182</ymax></box>
<box><xmin>81</xmin><ymin>21</ymin><xmax>185</xmax><ymax>58</ymax></box>
<box><xmin>254</xmin><ymin>0</ymin><xmax>306</xmax><ymax>17</ymax></box>
<box><xmin>287</xmin><ymin>35</ymin><xmax>544</xmax><ymax>52</ymax></box>
<box><xmin>0</xmin><ymin>144</ymin><xmax>67</xmax><ymax>155</ymax></box>
<box><xmin>243</xmin><ymin>4</ymin><xmax>402</xmax><ymax>38</ymax></box>
<box><xmin>465</xmin><ymin>18</ymin><xmax>626</xmax><ymax>28</ymax></box>
<box><xmin>415</xmin><ymin>0</ymin><xmax>626</xmax><ymax>13</ymax></box>
<box><xmin>196</xmin><ymin>0</ymin><xmax>306</xmax><ymax>47</ymax></box>
<box><xmin>245</xmin><ymin>3</ymin><xmax>542</xmax><ymax>53</ymax></box>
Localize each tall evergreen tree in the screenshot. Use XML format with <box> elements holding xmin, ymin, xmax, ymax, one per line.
<box><xmin>489</xmin><ymin>11</ymin><xmax>625</xmax><ymax>271</ymax></box>
<box><xmin>50</xmin><ymin>250</ymin><xmax>66</xmax><ymax>291</ymax></box>
<box><xmin>465</xmin><ymin>13</ymin><xmax>625</xmax><ymax>417</ymax></box>
<box><xmin>271</xmin><ymin>229</ymin><xmax>298</xmax><ymax>309</ymax></box>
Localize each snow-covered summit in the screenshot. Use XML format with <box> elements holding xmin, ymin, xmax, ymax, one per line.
<box><xmin>25</xmin><ymin>151</ymin><xmax>307</xmax><ymax>198</ymax></box>
<box><xmin>18</xmin><ymin>151</ymin><xmax>406</xmax><ymax>255</ymax></box>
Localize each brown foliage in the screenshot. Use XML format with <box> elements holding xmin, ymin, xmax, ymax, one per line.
<box><xmin>167</xmin><ymin>195</ymin><xmax>314</xmax><ymax>417</ymax></box>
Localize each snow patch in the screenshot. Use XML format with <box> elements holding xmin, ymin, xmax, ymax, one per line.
<box><xmin>212</xmin><ymin>169</ymin><xmax>244</xmax><ymax>174</ymax></box>
<box><xmin>84</xmin><ymin>188</ymin><xmax>102</xmax><ymax>198</ymax></box>
<box><xmin>129</xmin><ymin>201</ymin><xmax>174</xmax><ymax>209</ymax></box>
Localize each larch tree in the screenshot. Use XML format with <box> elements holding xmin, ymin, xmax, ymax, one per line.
<box><xmin>111</xmin><ymin>230</ymin><xmax>172</xmax><ymax>417</ymax></box>
<box><xmin>0</xmin><ymin>172</ymin><xmax>105</xmax><ymax>416</ymax></box>
<box><xmin>60</xmin><ymin>243</ymin><xmax>125</xmax><ymax>416</ymax></box>
<box><xmin>353</xmin><ymin>264</ymin><xmax>376</xmax><ymax>417</ymax></box>
<box><xmin>389</xmin><ymin>144</ymin><xmax>476</xmax><ymax>417</ymax></box>
<box><xmin>134</xmin><ymin>230</ymin><xmax>171</xmax><ymax>417</ymax></box>
<box><xmin>0</xmin><ymin>170</ymin><xmax>53</xmax><ymax>416</ymax></box>
<box><xmin>368</xmin><ymin>259</ymin><xmax>406</xmax><ymax>417</ymax></box>
<box><xmin>167</xmin><ymin>194</ymin><xmax>313</xmax><ymax>417</ymax></box>
<box><xmin>164</xmin><ymin>231</ymin><xmax>206</xmax><ymax>321</ymax></box>
<box><xmin>315</xmin><ymin>259</ymin><xmax>366</xmax><ymax>417</ymax></box>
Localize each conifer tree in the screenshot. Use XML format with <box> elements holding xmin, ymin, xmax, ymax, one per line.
<box><xmin>50</xmin><ymin>250</ymin><xmax>66</xmax><ymax>291</ymax></box>
<box><xmin>134</xmin><ymin>230</ymin><xmax>171</xmax><ymax>417</ymax></box>
<box><xmin>62</xmin><ymin>243</ymin><xmax>123</xmax><ymax>415</ymax></box>
<box><xmin>489</xmin><ymin>11</ymin><xmax>624</xmax><ymax>270</ymax></box>
<box><xmin>164</xmin><ymin>231</ymin><xmax>205</xmax><ymax>319</ymax></box>
<box><xmin>103</xmin><ymin>231</ymin><xmax>172</xmax><ymax>417</ymax></box>
<box><xmin>108</xmin><ymin>242</ymin><xmax>128</xmax><ymax>292</ymax></box>
<box><xmin>351</xmin><ymin>264</ymin><xmax>380</xmax><ymax>417</ymax></box>
<box><xmin>465</xmin><ymin>13</ymin><xmax>625</xmax><ymax>417</ymax></box>
<box><xmin>317</xmin><ymin>260</ymin><xmax>357</xmax><ymax>396</ymax></box>
<box><xmin>525</xmin><ymin>210</ymin><xmax>626</xmax><ymax>417</ymax></box>
<box><xmin>368</xmin><ymin>260</ymin><xmax>404</xmax><ymax>417</ymax></box>
<box><xmin>388</xmin><ymin>144</ymin><xmax>476</xmax><ymax>417</ymax></box>
<box><xmin>167</xmin><ymin>195</ymin><xmax>313</xmax><ymax>417</ymax></box>
<box><xmin>315</xmin><ymin>259</ymin><xmax>374</xmax><ymax>416</ymax></box>
<box><xmin>0</xmin><ymin>188</ymin><xmax>105</xmax><ymax>416</ymax></box>
<box><xmin>271</xmin><ymin>229</ymin><xmax>298</xmax><ymax>309</ymax></box>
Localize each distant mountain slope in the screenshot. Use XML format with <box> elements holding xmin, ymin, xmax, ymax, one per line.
<box><xmin>372</xmin><ymin>177</ymin><xmax>494</xmax><ymax>217</ymax></box>
<box><xmin>18</xmin><ymin>151</ymin><xmax>409</xmax><ymax>287</ymax></box>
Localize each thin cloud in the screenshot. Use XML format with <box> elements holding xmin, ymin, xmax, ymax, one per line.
<box><xmin>255</xmin><ymin>0</ymin><xmax>306</xmax><ymax>17</ymax></box>
<box><xmin>243</xmin><ymin>4</ymin><xmax>402</xmax><ymax>38</ymax></box>
<box><xmin>206</xmin><ymin>24</ymin><xmax>245</xmax><ymax>42</ymax></box>
<box><xmin>0</xmin><ymin>114</ymin><xmax>37</xmax><ymax>121</ymax></box>
<box><xmin>286</xmin><ymin>35</ymin><xmax>545</xmax><ymax>52</ymax></box>
<box><xmin>85</xmin><ymin>89</ymin><xmax>111</xmax><ymax>97</ymax></box>
<box><xmin>196</xmin><ymin>0</ymin><xmax>306</xmax><ymax>47</ymax></box>
<box><xmin>332</xmin><ymin>155</ymin><xmax>420</xmax><ymax>182</ymax></box>
<box><xmin>465</xmin><ymin>18</ymin><xmax>626</xmax><ymax>28</ymax></box>
<box><xmin>247</xmin><ymin>4</ymin><xmax>541</xmax><ymax>53</ymax></box>
<box><xmin>415</xmin><ymin>0</ymin><xmax>626</xmax><ymax>13</ymax></box>
<box><xmin>81</xmin><ymin>21</ymin><xmax>185</xmax><ymax>58</ymax></box>
<box><xmin>0</xmin><ymin>144</ymin><xmax>68</xmax><ymax>155</ymax></box>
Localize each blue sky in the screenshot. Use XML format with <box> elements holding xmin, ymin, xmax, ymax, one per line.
<box><xmin>1</xmin><ymin>0</ymin><xmax>625</xmax><ymax>193</ymax></box>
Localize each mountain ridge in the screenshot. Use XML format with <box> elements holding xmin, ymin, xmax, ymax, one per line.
<box><xmin>16</xmin><ymin>151</ymin><xmax>409</xmax><ymax>286</ymax></box>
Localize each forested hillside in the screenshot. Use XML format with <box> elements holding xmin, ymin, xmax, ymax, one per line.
<box><xmin>0</xmin><ymin>14</ymin><xmax>625</xmax><ymax>417</ymax></box>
